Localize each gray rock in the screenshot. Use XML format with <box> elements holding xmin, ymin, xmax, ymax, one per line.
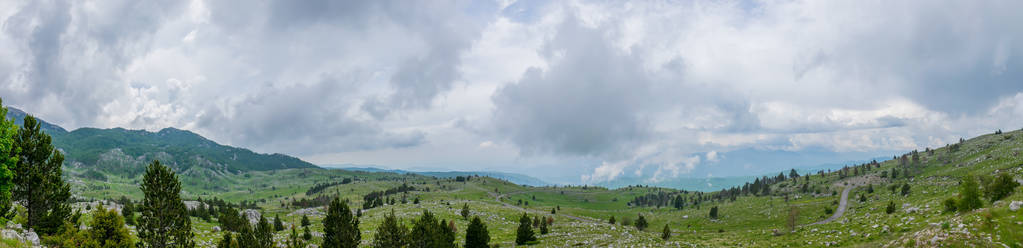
<box><xmin>1010</xmin><ymin>201</ymin><xmax>1022</xmax><ymax>211</ymax></box>
<box><xmin>242</xmin><ymin>209</ymin><xmax>262</xmax><ymax>225</ymax></box>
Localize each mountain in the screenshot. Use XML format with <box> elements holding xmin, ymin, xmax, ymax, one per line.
<box><xmin>4</xmin><ymin>107</ymin><xmax>317</xmax><ymax>177</ymax></box>
<box><xmin>329</xmin><ymin>165</ymin><xmax>551</xmax><ymax>186</ymax></box>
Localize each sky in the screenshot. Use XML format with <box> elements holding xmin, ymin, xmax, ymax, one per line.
<box><xmin>1</xmin><ymin>0</ymin><xmax>1022</xmax><ymax>185</ymax></box>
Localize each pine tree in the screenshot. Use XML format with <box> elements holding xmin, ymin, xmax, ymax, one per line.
<box><xmin>410</xmin><ymin>210</ymin><xmax>453</xmax><ymax>248</ymax></box>
<box><xmin>515</xmin><ymin>213</ymin><xmax>536</xmax><ymax>245</ymax></box>
<box><xmin>255</xmin><ymin>215</ymin><xmax>274</xmax><ymax>248</ymax></box>
<box><xmin>122</xmin><ymin>202</ymin><xmax>135</xmax><ymax>225</ymax></box>
<box><xmin>709</xmin><ymin>206</ymin><xmax>719</xmax><ymax>219</ymax></box>
<box><xmin>461</xmin><ymin>203</ymin><xmax>471</xmax><ymax>220</ymax></box>
<box><xmin>216</xmin><ymin>232</ymin><xmax>237</xmax><ymax>248</ymax></box>
<box><xmin>274</xmin><ymin>214</ymin><xmax>285</xmax><ymax>231</ymax></box>
<box><xmin>464</xmin><ymin>216</ymin><xmax>490</xmax><ymax>248</ymax></box>
<box><xmin>138</xmin><ymin>160</ymin><xmax>194</xmax><ymax>248</ymax></box>
<box><xmin>635</xmin><ymin>214</ymin><xmax>649</xmax><ymax>231</ymax></box>
<box><xmin>286</xmin><ymin>225</ymin><xmax>306</xmax><ymax>248</ymax></box>
<box><xmin>438</xmin><ymin>219</ymin><xmax>456</xmax><ymax>246</ymax></box>
<box><xmin>238</xmin><ymin>223</ymin><xmax>258</xmax><ymax>248</ymax></box>
<box><xmin>0</xmin><ymin>99</ymin><xmax>18</xmax><ymax>220</ymax></box>
<box><xmin>539</xmin><ymin>217</ymin><xmax>549</xmax><ymax>234</ymax></box>
<box><xmin>11</xmin><ymin>115</ymin><xmax>72</xmax><ymax>235</ymax></box>
<box><xmin>322</xmin><ymin>198</ymin><xmax>360</xmax><ymax>248</ymax></box>
<box><xmin>608</xmin><ymin>216</ymin><xmax>616</xmax><ymax>224</ymax></box>
<box><xmin>302</xmin><ymin>226</ymin><xmax>312</xmax><ymax>241</ymax></box>
<box><xmin>301</xmin><ymin>214</ymin><xmax>311</xmax><ymax>227</ymax></box>
<box><xmin>85</xmin><ymin>205</ymin><xmax>134</xmax><ymax>247</ymax></box>
<box><xmin>373</xmin><ymin>209</ymin><xmax>408</xmax><ymax>248</ymax></box>
<box><xmin>885</xmin><ymin>201</ymin><xmax>896</xmax><ymax>214</ymax></box>
<box><xmin>661</xmin><ymin>224</ymin><xmax>671</xmax><ymax>241</ymax></box>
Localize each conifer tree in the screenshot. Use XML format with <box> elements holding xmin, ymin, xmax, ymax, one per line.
<box><xmin>322</xmin><ymin>198</ymin><xmax>360</xmax><ymax>248</ymax></box>
<box><xmin>608</xmin><ymin>216</ymin><xmax>616</xmax><ymax>225</ymax></box>
<box><xmin>461</xmin><ymin>203</ymin><xmax>471</xmax><ymax>220</ymax></box>
<box><xmin>274</xmin><ymin>214</ymin><xmax>285</xmax><ymax>231</ymax></box>
<box><xmin>255</xmin><ymin>215</ymin><xmax>274</xmax><ymax>248</ymax></box>
<box><xmin>373</xmin><ymin>209</ymin><xmax>408</xmax><ymax>248</ymax></box>
<box><xmin>287</xmin><ymin>225</ymin><xmax>306</xmax><ymax>248</ymax></box>
<box><xmin>238</xmin><ymin>223</ymin><xmax>258</xmax><ymax>248</ymax></box>
<box><xmin>85</xmin><ymin>205</ymin><xmax>134</xmax><ymax>247</ymax></box>
<box><xmin>12</xmin><ymin>115</ymin><xmax>71</xmax><ymax>234</ymax></box>
<box><xmin>635</xmin><ymin>214</ymin><xmax>648</xmax><ymax>231</ymax></box>
<box><xmin>464</xmin><ymin>216</ymin><xmax>490</xmax><ymax>248</ymax></box>
<box><xmin>138</xmin><ymin>160</ymin><xmax>194</xmax><ymax>248</ymax></box>
<box><xmin>0</xmin><ymin>99</ymin><xmax>18</xmax><ymax>220</ymax></box>
<box><xmin>438</xmin><ymin>219</ymin><xmax>456</xmax><ymax>246</ymax></box>
<box><xmin>410</xmin><ymin>210</ymin><xmax>454</xmax><ymax>248</ymax></box>
<box><xmin>515</xmin><ymin>213</ymin><xmax>536</xmax><ymax>245</ymax></box>
<box><xmin>661</xmin><ymin>224</ymin><xmax>671</xmax><ymax>241</ymax></box>
<box><xmin>122</xmin><ymin>202</ymin><xmax>135</xmax><ymax>225</ymax></box>
<box><xmin>301</xmin><ymin>214</ymin><xmax>311</xmax><ymax>227</ymax></box>
<box><xmin>302</xmin><ymin>226</ymin><xmax>312</xmax><ymax>241</ymax></box>
<box><xmin>216</xmin><ymin>232</ymin><xmax>237</xmax><ymax>248</ymax></box>
<box><xmin>539</xmin><ymin>217</ymin><xmax>549</xmax><ymax>234</ymax></box>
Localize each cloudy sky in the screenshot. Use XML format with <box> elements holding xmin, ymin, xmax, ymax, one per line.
<box><xmin>2</xmin><ymin>0</ymin><xmax>1022</xmax><ymax>184</ymax></box>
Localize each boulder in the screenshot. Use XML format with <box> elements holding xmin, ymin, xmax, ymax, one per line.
<box><xmin>242</xmin><ymin>209</ymin><xmax>262</xmax><ymax>225</ymax></box>
<box><xmin>1010</xmin><ymin>201</ymin><xmax>1022</xmax><ymax>211</ymax></box>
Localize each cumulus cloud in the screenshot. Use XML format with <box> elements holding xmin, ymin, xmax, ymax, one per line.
<box><xmin>1</xmin><ymin>0</ymin><xmax>1022</xmax><ymax>184</ymax></box>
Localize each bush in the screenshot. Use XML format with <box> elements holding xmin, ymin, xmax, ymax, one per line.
<box><xmin>635</xmin><ymin>214</ymin><xmax>648</xmax><ymax>231</ymax></box>
<box><xmin>958</xmin><ymin>176</ymin><xmax>983</xmax><ymax>212</ymax></box>
<box><xmin>885</xmin><ymin>201</ymin><xmax>896</xmax><ymax>214</ymax></box>
<box><xmin>984</xmin><ymin>172</ymin><xmax>1020</xmax><ymax>202</ymax></box>
<box><xmin>709</xmin><ymin>206</ymin><xmax>719</xmax><ymax>219</ymax></box>
<box><xmin>942</xmin><ymin>198</ymin><xmax>958</xmax><ymax>213</ymax></box>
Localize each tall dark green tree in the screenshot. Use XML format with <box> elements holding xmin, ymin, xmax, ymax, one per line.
<box><xmin>274</xmin><ymin>214</ymin><xmax>285</xmax><ymax>232</ymax></box>
<box><xmin>461</xmin><ymin>203</ymin><xmax>470</xmax><ymax>220</ymax></box>
<box><xmin>0</xmin><ymin>99</ymin><xmax>18</xmax><ymax>221</ymax></box>
<box><xmin>373</xmin><ymin>209</ymin><xmax>408</xmax><ymax>248</ymax></box>
<box><xmin>11</xmin><ymin>115</ymin><xmax>71</xmax><ymax>234</ymax></box>
<box><xmin>255</xmin><ymin>215</ymin><xmax>274</xmax><ymax>248</ymax></box>
<box><xmin>409</xmin><ymin>210</ymin><xmax>454</xmax><ymax>248</ymax></box>
<box><xmin>301</xmin><ymin>214</ymin><xmax>311</xmax><ymax>227</ymax></box>
<box><xmin>661</xmin><ymin>224</ymin><xmax>672</xmax><ymax>241</ymax></box>
<box><xmin>322</xmin><ymin>198</ymin><xmax>360</xmax><ymax>248</ymax></box>
<box><xmin>286</xmin><ymin>225</ymin><xmax>306</xmax><ymax>248</ymax></box>
<box><xmin>635</xmin><ymin>214</ymin><xmax>648</xmax><ymax>231</ymax></box>
<box><xmin>217</xmin><ymin>232</ymin><xmax>238</xmax><ymax>248</ymax></box>
<box><xmin>302</xmin><ymin>226</ymin><xmax>312</xmax><ymax>241</ymax></box>
<box><xmin>138</xmin><ymin>161</ymin><xmax>194</xmax><ymax>248</ymax></box>
<box><xmin>515</xmin><ymin>213</ymin><xmax>536</xmax><ymax>245</ymax></box>
<box><xmin>237</xmin><ymin>223</ymin><xmax>258</xmax><ymax>248</ymax></box>
<box><xmin>121</xmin><ymin>201</ymin><xmax>135</xmax><ymax>226</ymax></box>
<box><xmin>464</xmin><ymin>216</ymin><xmax>489</xmax><ymax>248</ymax></box>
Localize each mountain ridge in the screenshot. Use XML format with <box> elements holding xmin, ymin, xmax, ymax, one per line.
<box><xmin>4</xmin><ymin>107</ymin><xmax>318</xmax><ymax>177</ymax></box>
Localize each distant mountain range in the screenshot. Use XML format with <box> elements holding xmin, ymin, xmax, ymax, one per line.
<box><xmin>5</xmin><ymin>107</ymin><xmax>317</xmax><ymax>178</ymax></box>
<box><xmin>328</xmin><ymin>165</ymin><xmax>551</xmax><ymax>186</ymax></box>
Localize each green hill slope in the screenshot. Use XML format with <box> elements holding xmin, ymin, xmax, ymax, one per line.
<box><xmin>5</xmin><ymin>108</ymin><xmax>317</xmax><ymax>178</ymax></box>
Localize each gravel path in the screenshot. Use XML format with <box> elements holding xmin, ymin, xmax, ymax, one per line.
<box><xmin>808</xmin><ymin>185</ymin><xmax>856</xmax><ymax>226</ymax></box>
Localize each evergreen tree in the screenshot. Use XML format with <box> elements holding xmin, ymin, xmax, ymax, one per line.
<box><xmin>11</xmin><ymin>115</ymin><xmax>71</xmax><ymax>234</ymax></box>
<box><xmin>255</xmin><ymin>215</ymin><xmax>274</xmax><ymax>248</ymax></box>
<box><xmin>461</xmin><ymin>203</ymin><xmax>471</xmax><ymax>220</ymax></box>
<box><xmin>958</xmin><ymin>175</ymin><xmax>983</xmax><ymax>212</ymax></box>
<box><xmin>900</xmin><ymin>183</ymin><xmax>911</xmax><ymax>196</ymax></box>
<box><xmin>121</xmin><ymin>202</ymin><xmax>135</xmax><ymax>226</ymax></box>
<box><xmin>138</xmin><ymin>161</ymin><xmax>194</xmax><ymax>248</ymax></box>
<box><xmin>438</xmin><ymin>219</ymin><xmax>456</xmax><ymax>246</ymax></box>
<box><xmin>274</xmin><ymin>214</ymin><xmax>285</xmax><ymax>232</ymax></box>
<box><xmin>373</xmin><ymin>209</ymin><xmax>408</xmax><ymax>248</ymax></box>
<box><xmin>539</xmin><ymin>217</ymin><xmax>549</xmax><ymax>234</ymax></box>
<box><xmin>409</xmin><ymin>210</ymin><xmax>454</xmax><ymax>248</ymax></box>
<box><xmin>608</xmin><ymin>216</ymin><xmax>616</xmax><ymax>225</ymax></box>
<box><xmin>515</xmin><ymin>213</ymin><xmax>536</xmax><ymax>245</ymax></box>
<box><xmin>635</xmin><ymin>214</ymin><xmax>648</xmax><ymax>231</ymax></box>
<box><xmin>709</xmin><ymin>206</ymin><xmax>719</xmax><ymax>219</ymax></box>
<box><xmin>0</xmin><ymin>99</ymin><xmax>18</xmax><ymax>220</ymax></box>
<box><xmin>237</xmin><ymin>223</ymin><xmax>258</xmax><ymax>248</ymax></box>
<box><xmin>885</xmin><ymin>201</ymin><xmax>896</xmax><ymax>214</ymax></box>
<box><xmin>85</xmin><ymin>205</ymin><xmax>134</xmax><ymax>247</ymax></box>
<box><xmin>216</xmin><ymin>232</ymin><xmax>237</xmax><ymax>248</ymax></box>
<box><xmin>302</xmin><ymin>226</ymin><xmax>312</xmax><ymax>241</ymax></box>
<box><xmin>301</xmin><ymin>214</ymin><xmax>311</xmax><ymax>227</ymax></box>
<box><xmin>464</xmin><ymin>216</ymin><xmax>490</xmax><ymax>248</ymax></box>
<box><xmin>661</xmin><ymin>224</ymin><xmax>671</xmax><ymax>241</ymax></box>
<box><xmin>322</xmin><ymin>198</ymin><xmax>360</xmax><ymax>248</ymax></box>
<box><xmin>286</xmin><ymin>225</ymin><xmax>306</xmax><ymax>248</ymax></box>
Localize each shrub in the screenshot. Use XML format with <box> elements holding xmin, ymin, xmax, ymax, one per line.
<box><xmin>958</xmin><ymin>176</ymin><xmax>983</xmax><ymax>212</ymax></box>
<box><xmin>984</xmin><ymin>172</ymin><xmax>1020</xmax><ymax>202</ymax></box>
<box><xmin>885</xmin><ymin>201</ymin><xmax>896</xmax><ymax>214</ymax></box>
<box><xmin>942</xmin><ymin>198</ymin><xmax>958</xmax><ymax>213</ymax></box>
